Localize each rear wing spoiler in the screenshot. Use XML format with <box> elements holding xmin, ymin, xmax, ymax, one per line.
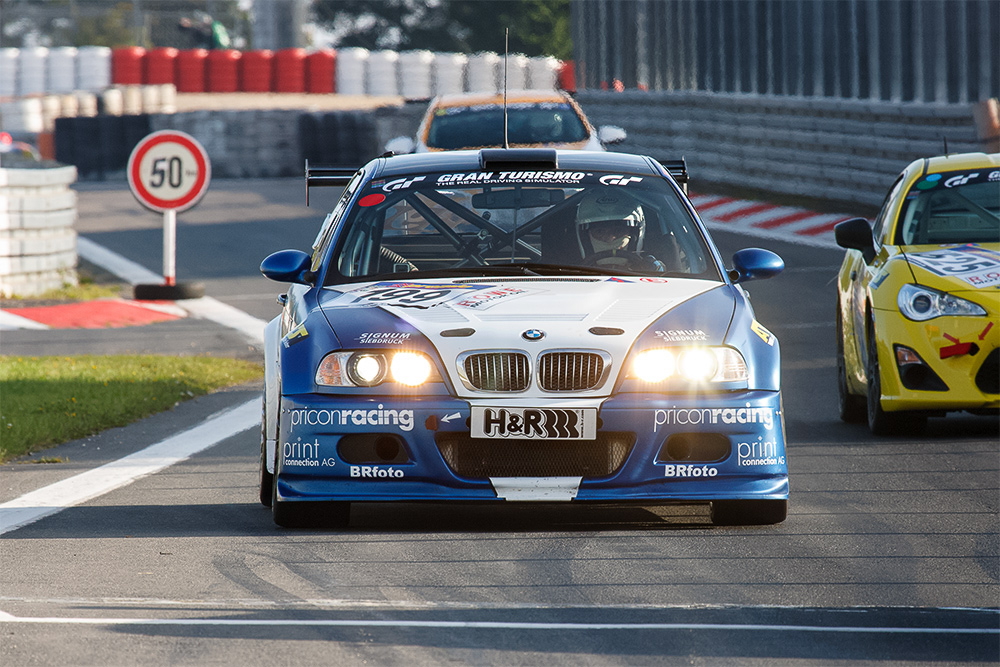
<box><xmin>303</xmin><ymin>158</ymin><xmax>689</xmax><ymax>204</ymax></box>
<box><xmin>305</xmin><ymin>160</ymin><xmax>359</xmax><ymax>205</ymax></box>
<box><xmin>657</xmin><ymin>158</ymin><xmax>689</xmax><ymax>193</ymax></box>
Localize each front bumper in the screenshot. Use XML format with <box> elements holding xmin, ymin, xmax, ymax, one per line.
<box><xmin>875</xmin><ymin>309</ymin><xmax>999</xmax><ymax>412</ymax></box>
<box><xmin>274</xmin><ymin>390</ymin><xmax>789</xmax><ymax>504</ymax></box>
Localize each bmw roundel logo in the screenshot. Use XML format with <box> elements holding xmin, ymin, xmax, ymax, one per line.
<box><xmin>522</xmin><ymin>329</ymin><xmax>545</xmax><ymax>341</ymax></box>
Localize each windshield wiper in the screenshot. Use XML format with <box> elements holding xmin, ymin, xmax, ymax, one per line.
<box><xmin>396</xmin><ymin>265</ymin><xmax>543</xmax><ymax>279</ymax></box>
<box><xmin>370</xmin><ymin>262</ymin><xmax>695</xmax><ymax>281</ymax></box>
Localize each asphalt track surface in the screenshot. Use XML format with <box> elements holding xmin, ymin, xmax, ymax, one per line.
<box><xmin>0</xmin><ymin>179</ymin><xmax>997</xmax><ymax>666</ymax></box>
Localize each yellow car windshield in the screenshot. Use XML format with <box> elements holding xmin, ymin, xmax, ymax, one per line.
<box><xmin>897</xmin><ymin>170</ymin><xmax>1000</xmax><ymax>245</ymax></box>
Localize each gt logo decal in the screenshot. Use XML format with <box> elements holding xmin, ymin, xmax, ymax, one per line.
<box><xmin>944</xmin><ymin>173</ymin><xmax>979</xmax><ymax>188</ymax></box>
<box><xmin>751</xmin><ymin>320</ymin><xmax>776</xmax><ymax>346</ymax></box>
<box><xmin>599</xmin><ymin>174</ymin><xmax>643</xmax><ymax>186</ymax></box>
<box><xmin>381</xmin><ymin>176</ymin><xmax>426</xmax><ymax>192</ymax></box>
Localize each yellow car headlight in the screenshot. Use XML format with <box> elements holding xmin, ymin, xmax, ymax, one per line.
<box><xmin>897</xmin><ymin>283</ymin><xmax>986</xmax><ymax>321</ymax></box>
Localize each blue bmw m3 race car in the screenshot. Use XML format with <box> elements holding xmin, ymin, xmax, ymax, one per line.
<box><xmin>259</xmin><ymin>148</ymin><xmax>788</xmax><ymax>528</ymax></box>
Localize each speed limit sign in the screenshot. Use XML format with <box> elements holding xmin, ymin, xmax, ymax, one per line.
<box><xmin>127</xmin><ymin>130</ymin><xmax>210</xmax><ymax>212</ymax></box>
<box><xmin>128</xmin><ymin>130</ymin><xmax>210</xmax><ymax>299</ymax></box>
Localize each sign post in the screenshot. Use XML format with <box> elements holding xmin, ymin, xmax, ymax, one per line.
<box><xmin>127</xmin><ymin>130</ymin><xmax>211</xmax><ymax>300</ymax></box>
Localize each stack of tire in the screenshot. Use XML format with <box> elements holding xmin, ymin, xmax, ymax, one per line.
<box><xmin>298</xmin><ymin>110</ymin><xmax>379</xmax><ymax>167</ymax></box>
<box><xmin>54</xmin><ymin>115</ymin><xmax>152</xmax><ymax>180</ymax></box>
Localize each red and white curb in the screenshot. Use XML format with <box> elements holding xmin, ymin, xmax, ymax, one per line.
<box><xmin>690</xmin><ymin>193</ymin><xmax>852</xmax><ymax>249</ymax></box>
<box><xmin>0</xmin><ymin>298</ymin><xmax>187</xmax><ymax>331</ymax></box>
<box><xmin>1</xmin><ymin>237</ymin><xmax>268</xmax><ymax>341</ymax></box>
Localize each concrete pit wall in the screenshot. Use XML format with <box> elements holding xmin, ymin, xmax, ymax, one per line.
<box><xmin>577</xmin><ymin>91</ymin><xmax>995</xmax><ymax>208</ymax></box>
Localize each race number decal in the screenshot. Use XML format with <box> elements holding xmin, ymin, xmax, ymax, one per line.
<box><xmin>906</xmin><ymin>246</ymin><xmax>1000</xmax><ymax>288</ymax></box>
<box><xmin>325</xmin><ymin>282</ymin><xmax>487</xmax><ymax>309</ymax></box>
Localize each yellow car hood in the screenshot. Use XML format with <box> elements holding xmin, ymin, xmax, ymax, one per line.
<box><xmin>900</xmin><ymin>244</ymin><xmax>1000</xmax><ymax>306</ymax></box>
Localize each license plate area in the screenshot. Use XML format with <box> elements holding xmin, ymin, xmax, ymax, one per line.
<box><xmin>470</xmin><ymin>407</ymin><xmax>597</xmax><ymax>440</ymax></box>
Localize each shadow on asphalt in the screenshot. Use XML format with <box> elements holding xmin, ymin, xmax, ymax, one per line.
<box><xmin>6</xmin><ymin>501</ymin><xmax>727</xmax><ymax>539</ymax></box>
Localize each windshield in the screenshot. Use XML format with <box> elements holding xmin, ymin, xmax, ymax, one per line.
<box><xmin>896</xmin><ymin>169</ymin><xmax>1000</xmax><ymax>245</ymax></box>
<box><xmin>327</xmin><ymin>170</ymin><xmax>720</xmax><ymax>284</ymax></box>
<box><xmin>426</xmin><ymin>102</ymin><xmax>589</xmax><ymax>150</ymax></box>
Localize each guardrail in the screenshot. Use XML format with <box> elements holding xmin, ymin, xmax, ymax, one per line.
<box><xmin>0</xmin><ymin>164</ymin><xmax>78</xmax><ymax>297</ymax></box>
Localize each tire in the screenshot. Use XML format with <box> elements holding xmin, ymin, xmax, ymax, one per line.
<box><xmin>865</xmin><ymin>316</ymin><xmax>926</xmax><ymax>436</ymax></box>
<box><xmin>272</xmin><ymin>492</ymin><xmax>350</xmax><ymax>529</ymax></box>
<box><xmin>711</xmin><ymin>499</ymin><xmax>787</xmax><ymax>526</ymax></box>
<box><xmin>836</xmin><ymin>307</ymin><xmax>866</xmax><ymax>423</ymax></box>
<box><xmin>134</xmin><ymin>282</ymin><xmax>205</xmax><ymax>301</ymax></box>
<box><xmin>259</xmin><ymin>401</ymin><xmax>272</xmax><ymax>507</ymax></box>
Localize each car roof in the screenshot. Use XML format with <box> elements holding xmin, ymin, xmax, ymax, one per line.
<box><xmin>431</xmin><ymin>89</ymin><xmax>573</xmax><ymax>108</ymax></box>
<box><xmin>371</xmin><ymin>149</ymin><xmax>660</xmax><ymax>179</ymax></box>
<box><xmin>904</xmin><ymin>151</ymin><xmax>1000</xmax><ymax>178</ymax></box>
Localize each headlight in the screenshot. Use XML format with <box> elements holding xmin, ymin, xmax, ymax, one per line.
<box><xmin>632</xmin><ymin>349</ymin><xmax>675</xmax><ymax>382</ymax></box>
<box><xmin>316</xmin><ymin>351</ymin><xmax>438</xmax><ymax>387</ymax></box>
<box><xmin>897</xmin><ymin>284</ymin><xmax>986</xmax><ymax>321</ymax></box>
<box><xmin>390</xmin><ymin>352</ymin><xmax>433</xmax><ymax>386</ymax></box>
<box><xmin>629</xmin><ymin>347</ymin><xmax>748</xmax><ymax>383</ymax></box>
<box><xmin>348</xmin><ymin>354</ymin><xmax>386</xmax><ymax>386</ymax></box>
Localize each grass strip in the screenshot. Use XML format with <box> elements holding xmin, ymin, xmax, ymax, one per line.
<box><xmin>0</xmin><ymin>355</ymin><xmax>262</xmax><ymax>462</ymax></box>
<box><xmin>1</xmin><ymin>274</ymin><xmax>123</xmax><ymax>303</ymax></box>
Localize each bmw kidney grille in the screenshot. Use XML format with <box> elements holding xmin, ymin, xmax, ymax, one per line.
<box><xmin>459</xmin><ymin>350</ymin><xmax>610</xmax><ymax>392</ymax></box>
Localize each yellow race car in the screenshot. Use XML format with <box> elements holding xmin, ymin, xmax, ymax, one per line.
<box><xmin>835</xmin><ymin>152</ymin><xmax>1000</xmax><ymax>435</ymax></box>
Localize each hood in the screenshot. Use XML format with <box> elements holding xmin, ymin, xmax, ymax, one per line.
<box><xmin>901</xmin><ymin>244</ymin><xmax>1000</xmax><ymax>293</ymax></box>
<box><xmin>424</xmin><ymin>137</ymin><xmax>594</xmax><ymax>152</ymax></box>
<box><xmin>318</xmin><ymin>277</ymin><xmax>730</xmax><ymax>398</ymax></box>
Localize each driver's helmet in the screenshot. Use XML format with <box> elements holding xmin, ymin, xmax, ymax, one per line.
<box><xmin>575</xmin><ymin>189</ymin><xmax>645</xmax><ymax>257</ymax></box>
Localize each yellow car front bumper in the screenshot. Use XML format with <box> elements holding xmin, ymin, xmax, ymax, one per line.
<box><xmin>874</xmin><ymin>309</ymin><xmax>999</xmax><ymax>412</ymax></box>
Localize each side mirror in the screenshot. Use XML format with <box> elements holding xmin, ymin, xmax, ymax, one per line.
<box><xmin>729</xmin><ymin>248</ymin><xmax>784</xmax><ymax>283</ymax></box>
<box><xmin>385</xmin><ymin>136</ymin><xmax>416</xmax><ymax>155</ymax></box>
<box><xmin>597</xmin><ymin>125</ymin><xmax>627</xmax><ymax>145</ymax></box>
<box><xmin>834</xmin><ymin>217</ymin><xmax>876</xmax><ymax>263</ymax></box>
<box><xmin>261</xmin><ymin>249</ymin><xmax>313</xmax><ymax>285</ymax></box>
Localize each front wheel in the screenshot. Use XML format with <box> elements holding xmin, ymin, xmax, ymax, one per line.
<box><xmin>865</xmin><ymin>317</ymin><xmax>926</xmax><ymax>436</ymax></box>
<box><xmin>259</xmin><ymin>402</ymin><xmax>273</xmax><ymax>507</ymax></box>
<box><xmin>271</xmin><ymin>475</ymin><xmax>350</xmax><ymax>529</ymax></box>
<box><xmin>836</xmin><ymin>307</ymin><xmax>866</xmax><ymax>423</ymax></box>
<box><xmin>711</xmin><ymin>499</ymin><xmax>787</xmax><ymax>526</ymax></box>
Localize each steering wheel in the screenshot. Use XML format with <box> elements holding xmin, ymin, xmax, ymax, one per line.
<box><xmin>583</xmin><ymin>250</ymin><xmax>665</xmax><ymax>273</ymax></box>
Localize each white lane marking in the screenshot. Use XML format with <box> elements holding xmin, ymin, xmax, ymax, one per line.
<box><xmin>0</xmin><ymin>610</ymin><xmax>995</xmax><ymax>634</ymax></box>
<box><xmin>0</xmin><ymin>399</ymin><xmax>259</xmax><ymax>536</ymax></box>
<box><xmin>77</xmin><ymin>235</ymin><xmax>267</xmax><ymax>345</ymax></box>
<box><xmin>0</xmin><ymin>309</ymin><xmax>50</xmax><ymax>330</ymax></box>
<box><xmin>77</xmin><ymin>236</ymin><xmax>161</xmax><ymax>285</ymax></box>
<box><xmin>2</xmin><ymin>596</ymin><xmax>996</xmax><ymax>615</ymax></box>
<box><xmin>177</xmin><ymin>296</ymin><xmax>266</xmax><ymax>345</ymax></box>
